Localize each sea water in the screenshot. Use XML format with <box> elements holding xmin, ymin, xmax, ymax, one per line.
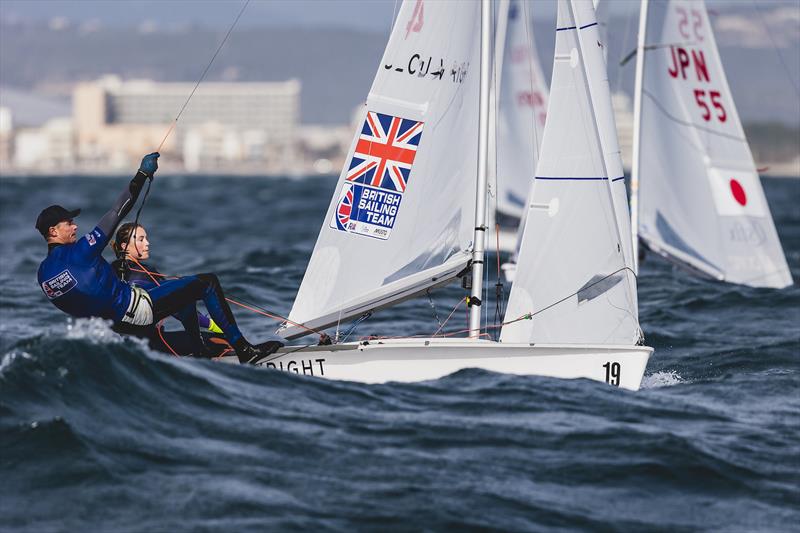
<box><xmin>1</xmin><ymin>176</ymin><xmax>798</xmax><ymax>531</ymax></box>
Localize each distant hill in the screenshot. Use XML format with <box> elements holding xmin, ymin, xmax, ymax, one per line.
<box><xmin>1</xmin><ymin>4</ymin><xmax>798</xmax><ymax>126</ymax></box>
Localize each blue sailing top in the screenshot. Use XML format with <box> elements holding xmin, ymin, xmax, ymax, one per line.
<box><xmin>37</xmin><ymin>169</ymin><xmax>151</xmax><ymax>321</ymax></box>
<box><xmin>38</xmin><ymin>227</ymin><xmax>132</xmax><ymax>321</ymax></box>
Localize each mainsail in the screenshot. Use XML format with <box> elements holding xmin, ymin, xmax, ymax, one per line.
<box><xmin>492</xmin><ymin>0</ymin><xmax>549</xmax><ymax>226</ymax></box>
<box><xmin>501</xmin><ymin>0</ymin><xmax>640</xmax><ymax>345</ymax></box>
<box><xmin>283</xmin><ymin>0</ymin><xmax>482</xmax><ymax>339</ymax></box>
<box><xmin>632</xmin><ymin>0</ymin><xmax>792</xmax><ymax>288</ymax></box>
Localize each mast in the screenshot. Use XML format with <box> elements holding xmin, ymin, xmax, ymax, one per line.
<box><xmin>469</xmin><ymin>0</ymin><xmax>492</xmax><ymax>338</ymax></box>
<box><xmin>630</xmin><ymin>0</ymin><xmax>649</xmax><ymax>274</ymax></box>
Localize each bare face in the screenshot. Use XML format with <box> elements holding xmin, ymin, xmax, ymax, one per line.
<box><xmin>49</xmin><ymin>219</ymin><xmax>77</xmax><ymax>244</ymax></box>
<box><xmin>122</xmin><ymin>226</ymin><xmax>150</xmax><ymax>261</ymax></box>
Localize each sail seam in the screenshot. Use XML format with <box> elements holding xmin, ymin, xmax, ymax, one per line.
<box><xmin>556</xmin><ymin>25</ymin><xmax>577</xmax><ymax>32</ymax></box>
<box><xmin>535</xmin><ymin>176</ymin><xmax>620</xmax><ymax>181</ymax></box>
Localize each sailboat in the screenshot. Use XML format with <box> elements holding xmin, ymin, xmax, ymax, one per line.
<box><xmin>490</xmin><ymin>0</ymin><xmax>549</xmax><ymax>255</ymax></box>
<box><xmin>630</xmin><ymin>0</ymin><xmax>793</xmax><ymax>288</ymax></box>
<box><xmin>223</xmin><ymin>0</ymin><xmax>653</xmax><ymax>391</ymax></box>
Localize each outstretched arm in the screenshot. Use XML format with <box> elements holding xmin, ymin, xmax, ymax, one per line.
<box><xmin>96</xmin><ymin>153</ymin><xmax>159</xmax><ymax>248</ymax></box>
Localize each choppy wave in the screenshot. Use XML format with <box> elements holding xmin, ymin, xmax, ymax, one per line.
<box><xmin>2</xmin><ymin>327</ymin><xmax>799</xmax><ymax>531</ymax></box>
<box><xmin>640</xmin><ymin>370</ymin><xmax>684</xmax><ymax>389</ymax></box>
<box><xmin>1</xmin><ymin>176</ymin><xmax>798</xmax><ymax>531</ymax></box>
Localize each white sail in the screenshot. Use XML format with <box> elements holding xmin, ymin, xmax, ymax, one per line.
<box><xmin>493</xmin><ymin>0</ymin><xmax>549</xmax><ymax>225</ymax></box>
<box><xmin>501</xmin><ymin>0</ymin><xmax>640</xmax><ymax>345</ymax></box>
<box><xmin>592</xmin><ymin>0</ymin><xmax>609</xmax><ymax>63</ymax></box>
<box><xmin>283</xmin><ymin>0</ymin><xmax>482</xmax><ymax>339</ymax></box>
<box><xmin>633</xmin><ymin>0</ymin><xmax>792</xmax><ymax>288</ymax></box>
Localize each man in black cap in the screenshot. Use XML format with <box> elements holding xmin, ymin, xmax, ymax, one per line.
<box><xmin>36</xmin><ymin>153</ymin><xmax>283</xmax><ymax>364</ymax></box>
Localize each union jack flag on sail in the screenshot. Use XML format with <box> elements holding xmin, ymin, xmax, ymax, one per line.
<box><xmin>335</xmin><ymin>187</ymin><xmax>354</xmax><ymax>230</ymax></box>
<box><xmin>346</xmin><ymin>111</ymin><xmax>424</xmax><ymax>193</ymax></box>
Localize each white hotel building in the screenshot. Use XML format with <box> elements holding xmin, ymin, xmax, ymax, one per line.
<box><xmin>73</xmin><ymin>75</ymin><xmax>301</xmax><ymax>172</ymax></box>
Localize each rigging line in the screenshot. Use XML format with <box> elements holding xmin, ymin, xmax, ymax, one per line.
<box><xmin>619</xmin><ymin>41</ymin><xmax>700</xmax><ymax>67</ymax></box>
<box><xmin>432</xmin><ymin>297</ymin><xmax>466</xmax><ymax>337</ymax></box>
<box><xmin>426</xmin><ymin>289</ymin><xmax>443</xmax><ymax>330</ymax></box>
<box><xmin>126</xmin><ymin>257</ymin><xmax>182</xmax><ymax>356</ymax></box>
<box><xmin>339</xmin><ymin>312</ymin><xmax>372</xmax><ymax>343</ymax></box>
<box><xmin>133</xmin><ymin>1</ymin><xmax>249</xmax><ymax>252</ymax></box>
<box><xmin>641</xmin><ymin>88</ymin><xmax>747</xmax><ymax>143</ymax></box>
<box><xmin>125</xmin><ymin>263</ymin><xmax>323</xmax><ymax>336</ymax></box>
<box><xmin>485</xmin><ymin>0</ymin><xmax>499</xmax><ymax>340</ymax></box>
<box><xmin>335</xmin><ymin>309</ymin><xmax>343</xmax><ymax>344</ymax></box>
<box><xmin>493</xmin><ymin>223</ymin><xmax>504</xmax><ymax>335</ymax></box>
<box><xmin>749</xmin><ymin>0</ymin><xmax>800</xmax><ymax>98</ymax></box>
<box><xmin>519</xmin><ymin>266</ymin><xmax>636</xmax><ymax>322</ymax></box>
<box><xmin>131</xmin><ymin>176</ymin><xmax>153</xmax><ymax>241</ymax></box>
<box><xmin>351</xmin><ymin>261</ymin><xmax>631</xmax><ymax>342</ymax></box>
<box><xmin>224</xmin><ymin>297</ymin><xmax>324</xmax><ymax>336</ymax></box>
<box><xmin>640</xmin><ymin>90</ymin><xmax>717</xmax><ymax>158</ymax></box>
<box><xmin>156</xmin><ymin>321</ymin><xmax>181</xmax><ymax>357</ymax></box>
<box><xmin>156</xmin><ymin>0</ymin><xmax>251</xmax><ymax>151</ymax></box>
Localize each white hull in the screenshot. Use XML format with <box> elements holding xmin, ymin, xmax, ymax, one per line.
<box><xmin>222</xmin><ymin>338</ymin><xmax>653</xmax><ymax>391</ymax></box>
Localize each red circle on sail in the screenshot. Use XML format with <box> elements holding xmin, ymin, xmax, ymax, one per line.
<box><xmin>729</xmin><ymin>179</ymin><xmax>747</xmax><ymax>206</ymax></box>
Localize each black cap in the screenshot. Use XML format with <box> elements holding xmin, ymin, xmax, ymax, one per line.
<box><xmin>35</xmin><ymin>205</ymin><xmax>81</xmax><ymax>237</ymax></box>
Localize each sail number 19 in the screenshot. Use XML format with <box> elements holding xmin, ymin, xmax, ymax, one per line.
<box><xmin>603</xmin><ymin>361</ymin><xmax>621</xmax><ymax>387</ymax></box>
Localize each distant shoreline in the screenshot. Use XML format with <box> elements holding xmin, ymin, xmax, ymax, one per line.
<box><xmin>0</xmin><ymin>170</ymin><xmax>337</xmax><ymax>179</ymax></box>
<box><xmin>1</xmin><ymin>169</ymin><xmax>797</xmax><ymax>179</ymax></box>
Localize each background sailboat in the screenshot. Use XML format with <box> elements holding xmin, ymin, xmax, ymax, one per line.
<box><xmin>502</xmin><ymin>0</ymin><xmax>640</xmax><ymax>347</ymax></box>
<box><xmin>490</xmin><ymin>0</ymin><xmax>550</xmax><ymax>254</ymax></box>
<box><xmin>630</xmin><ymin>0</ymin><xmax>793</xmax><ymax>288</ymax></box>
<box><xmin>230</xmin><ymin>0</ymin><xmax>652</xmax><ymax>391</ymax></box>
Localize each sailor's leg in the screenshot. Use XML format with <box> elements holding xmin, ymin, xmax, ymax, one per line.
<box><xmin>147</xmin><ymin>275</ymin><xmax>244</xmax><ymax>345</ymax></box>
<box><xmin>173</xmin><ymin>303</ymin><xmax>206</xmax><ymax>354</ymax></box>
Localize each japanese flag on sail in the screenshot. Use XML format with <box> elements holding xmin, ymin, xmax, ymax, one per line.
<box><xmin>707</xmin><ymin>167</ymin><xmax>766</xmax><ymax>217</ymax></box>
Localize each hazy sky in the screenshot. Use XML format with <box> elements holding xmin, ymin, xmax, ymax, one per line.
<box><xmin>1</xmin><ymin>0</ymin><xmax>780</xmax><ymax>32</ymax></box>
<box><xmin>6</xmin><ymin>1</ymin><xmax>402</xmax><ymax>31</ymax></box>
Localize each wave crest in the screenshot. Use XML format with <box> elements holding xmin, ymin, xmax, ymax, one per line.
<box><xmin>65</xmin><ymin>317</ymin><xmax>125</xmax><ymax>344</ymax></box>
<box><xmin>641</xmin><ymin>370</ymin><xmax>684</xmax><ymax>389</ymax></box>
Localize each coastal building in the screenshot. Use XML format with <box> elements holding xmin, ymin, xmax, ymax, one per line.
<box><xmin>72</xmin><ymin>75</ymin><xmax>301</xmax><ymax>171</ymax></box>
<box><xmin>0</xmin><ymin>107</ymin><xmax>12</xmax><ymax>171</ymax></box>
<box><xmin>14</xmin><ymin>118</ymin><xmax>75</xmax><ymax>170</ymax></box>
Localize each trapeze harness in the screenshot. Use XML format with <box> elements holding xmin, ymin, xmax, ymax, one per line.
<box><xmin>111</xmin><ymin>257</ymin><xmax>228</xmax><ymax>356</ymax></box>
<box><xmin>112</xmin><ymin>258</ymin><xmax>222</xmax><ymax>333</ymax></box>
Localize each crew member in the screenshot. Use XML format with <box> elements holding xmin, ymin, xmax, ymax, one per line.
<box><xmin>111</xmin><ymin>222</ymin><xmax>226</xmax><ymax>356</ymax></box>
<box><xmin>36</xmin><ymin>153</ymin><xmax>281</xmax><ymax>364</ymax></box>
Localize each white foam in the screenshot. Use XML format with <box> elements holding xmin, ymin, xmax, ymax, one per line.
<box><xmin>0</xmin><ymin>350</ymin><xmax>32</xmax><ymax>374</ymax></box>
<box><xmin>641</xmin><ymin>370</ymin><xmax>684</xmax><ymax>389</ymax></box>
<box><xmin>65</xmin><ymin>317</ymin><xmax>124</xmax><ymax>344</ymax></box>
